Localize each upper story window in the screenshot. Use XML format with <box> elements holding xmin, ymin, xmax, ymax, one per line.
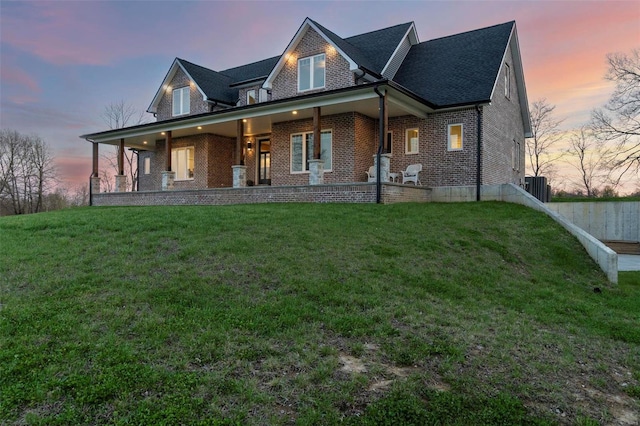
<box><xmin>504</xmin><ymin>63</ymin><xmax>511</xmax><ymax>99</ymax></box>
<box><xmin>405</xmin><ymin>128</ymin><xmax>419</xmax><ymax>154</ymax></box>
<box><xmin>448</xmin><ymin>124</ymin><xmax>463</xmax><ymax>151</ymax></box>
<box><xmin>298</xmin><ymin>54</ymin><xmax>325</xmax><ymax>92</ymax></box>
<box><xmin>172</xmin><ymin>87</ymin><xmax>190</xmax><ymax>116</ymax></box>
<box><xmin>247</xmin><ymin>90</ymin><xmax>256</xmax><ymax>105</ymax></box>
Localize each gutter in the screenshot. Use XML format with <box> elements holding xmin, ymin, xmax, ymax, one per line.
<box><xmin>374</xmin><ymin>85</ymin><xmax>386</xmax><ymax>204</ymax></box>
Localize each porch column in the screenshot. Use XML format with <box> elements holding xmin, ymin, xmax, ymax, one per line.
<box><xmin>162</xmin><ymin>130</ymin><xmax>175</xmax><ymax>191</ymax></box>
<box><xmin>115</xmin><ymin>138</ymin><xmax>127</xmax><ymax>192</ymax></box>
<box><xmin>91</xmin><ymin>142</ymin><xmax>101</xmax><ymax>194</ymax></box>
<box><xmin>310</xmin><ymin>107</ymin><xmax>324</xmax><ymax>185</ymax></box>
<box><xmin>233</xmin><ymin>120</ymin><xmax>246</xmax><ymax>188</ymax></box>
<box><xmin>373</xmin><ymin>153</ymin><xmax>391</xmax><ymax>182</ymax></box>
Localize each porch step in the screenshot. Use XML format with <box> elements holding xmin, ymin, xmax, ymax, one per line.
<box><xmin>602</xmin><ymin>240</ymin><xmax>640</xmax><ymax>255</ymax></box>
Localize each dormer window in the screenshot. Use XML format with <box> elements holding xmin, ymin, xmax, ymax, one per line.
<box><xmin>247</xmin><ymin>90</ymin><xmax>256</xmax><ymax>105</ymax></box>
<box><xmin>172</xmin><ymin>87</ymin><xmax>190</xmax><ymax>116</ymax></box>
<box><xmin>298</xmin><ymin>53</ymin><xmax>325</xmax><ymax>92</ymax></box>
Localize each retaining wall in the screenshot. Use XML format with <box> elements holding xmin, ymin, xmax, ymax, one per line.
<box><xmin>546</xmin><ymin>202</ymin><xmax>640</xmax><ymax>242</ymax></box>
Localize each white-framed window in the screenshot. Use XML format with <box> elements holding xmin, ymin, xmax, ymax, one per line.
<box><xmin>405</xmin><ymin>128</ymin><xmax>419</xmax><ymax>154</ymax></box>
<box><xmin>143</xmin><ymin>157</ymin><xmax>151</xmax><ymax>175</ymax></box>
<box><xmin>298</xmin><ymin>53</ymin><xmax>325</xmax><ymax>92</ymax></box>
<box><xmin>448</xmin><ymin>124</ymin><xmax>463</xmax><ymax>151</ymax></box>
<box><xmin>247</xmin><ymin>89</ymin><xmax>256</xmax><ymax>105</ymax></box>
<box><xmin>504</xmin><ymin>63</ymin><xmax>511</xmax><ymax>99</ymax></box>
<box><xmin>290</xmin><ymin>130</ymin><xmax>332</xmax><ymax>173</ymax></box>
<box><xmin>172</xmin><ymin>87</ymin><xmax>190</xmax><ymax>116</ymax></box>
<box><xmin>259</xmin><ymin>88</ymin><xmax>269</xmax><ymax>103</ymax></box>
<box><xmin>171</xmin><ymin>146</ymin><xmax>194</xmax><ymax>180</ymax></box>
<box><xmin>512</xmin><ymin>139</ymin><xmax>520</xmax><ymax>171</ymax></box>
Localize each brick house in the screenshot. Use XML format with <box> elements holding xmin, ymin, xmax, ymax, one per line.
<box><xmin>81</xmin><ymin>18</ymin><xmax>531</xmax><ymax>204</ymax></box>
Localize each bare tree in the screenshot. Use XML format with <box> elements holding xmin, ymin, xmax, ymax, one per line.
<box><xmin>564</xmin><ymin>126</ymin><xmax>610</xmax><ymax>197</ymax></box>
<box><xmin>101</xmin><ymin>100</ymin><xmax>149</xmax><ymax>191</ymax></box>
<box><xmin>0</xmin><ymin>129</ymin><xmax>57</xmax><ymax>215</ymax></box>
<box><xmin>526</xmin><ymin>98</ymin><xmax>564</xmax><ymax>179</ymax></box>
<box><xmin>591</xmin><ymin>48</ymin><xmax>640</xmax><ymax>182</ymax></box>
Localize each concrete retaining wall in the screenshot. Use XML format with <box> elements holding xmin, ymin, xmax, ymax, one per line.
<box><xmin>430</xmin><ymin>184</ymin><xmax>618</xmax><ymax>283</ymax></box>
<box><xmin>546</xmin><ymin>202</ymin><xmax>640</xmax><ymax>242</ymax></box>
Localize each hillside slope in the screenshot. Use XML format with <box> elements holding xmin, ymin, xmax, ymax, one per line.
<box><xmin>1</xmin><ymin>203</ymin><xmax>638</xmax><ymax>425</ymax></box>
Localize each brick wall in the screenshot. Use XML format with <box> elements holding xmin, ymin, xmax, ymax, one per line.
<box><xmin>156</xmin><ymin>67</ymin><xmax>210</xmax><ymax>121</ymax></box>
<box><xmin>482</xmin><ymin>45</ymin><xmax>526</xmax><ymax>186</ymax></box>
<box><xmin>92</xmin><ymin>183</ymin><xmax>430</xmax><ymax>206</ymax></box>
<box><xmin>271</xmin><ymin>27</ymin><xmax>355</xmax><ymax>101</ymax></box>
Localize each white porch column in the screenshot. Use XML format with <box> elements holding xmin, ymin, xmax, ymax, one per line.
<box><xmin>115</xmin><ymin>175</ymin><xmax>127</xmax><ymax>192</ymax></box>
<box><xmin>308</xmin><ymin>159</ymin><xmax>325</xmax><ymax>185</ymax></box>
<box><xmin>232</xmin><ymin>165</ymin><xmax>247</xmax><ymax>188</ymax></box>
<box><xmin>373</xmin><ymin>153</ymin><xmax>392</xmax><ymax>182</ymax></box>
<box><xmin>162</xmin><ymin>171</ymin><xmax>175</xmax><ymax>191</ymax></box>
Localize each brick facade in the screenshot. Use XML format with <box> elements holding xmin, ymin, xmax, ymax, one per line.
<box><xmin>482</xmin><ymin>45</ymin><xmax>526</xmax><ymax>186</ymax></box>
<box><xmin>271</xmin><ymin>28</ymin><xmax>355</xmax><ymax>101</ymax></box>
<box><xmin>156</xmin><ymin>67</ymin><xmax>210</xmax><ymax>121</ymax></box>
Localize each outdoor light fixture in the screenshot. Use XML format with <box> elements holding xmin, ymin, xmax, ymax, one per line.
<box><xmin>197</xmin><ymin>126</ymin><xmax>202</xmax><ymax>130</ymax></box>
<box><xmin>292</xmin><ymin>110</ymin><xmax>298</xmax><ymax>115</ymax></box>
<box><xmin>247</xmin><ymin>141</ymin><xmax>253</xmax><ymax>151</ymax></box>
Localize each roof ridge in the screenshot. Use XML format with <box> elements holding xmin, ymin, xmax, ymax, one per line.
<box><xmin>423</xmin><ymin>21</ymin><xmax>514</xmax><ymax>44</ymax></box>
<box><xmin>219</xmin><ymin>55</ymin><xmax>281</xmax><ymax>76</ymax></box>
<box><xmin>344</xmin><ymin>21</ymin><xmax>413</xmax><ymax>41</ymax></box>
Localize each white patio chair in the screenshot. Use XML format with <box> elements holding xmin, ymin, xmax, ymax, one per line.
<box><xmin>366</xmin><ymin>165</ymin><xmax>376</xmax><ymax>182</ymax></box>
<box><xmin>401</xmin><ymin>164</ymin><xmax>422</xmax><ymax>185</ymax></box>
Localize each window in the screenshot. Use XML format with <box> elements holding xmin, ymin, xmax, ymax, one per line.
<box><xmin>171</xmin><ymin>146</ymin><xmax>194</xmax><ymax>180</ymax></box>
<box><xmin>298</xmin><ymin>54</ymin><xmax>325</xmax><ymax>92</ymax></box>
<box><xmin>247</xmin><ymin>90</ymin><xmax>256</xmax><ymax>105</ymax></box>
<box><xmin>143</xmin><ymin>157</ymin><xmax>151</xmax><ymax>175</ymax></box>
<box><xmin>504</xmin><ymin>63</ymin><xmax>511</xmax><ymax>99</ymax></box>
<box><xmin>405</xmin><ymin>128</ymin><xmax>419</xmax><ymax>154</ymax></box>
<box><xmin>448</xmin><ymin>124</ymin><xmax>463</xmax><ymax>150</ymax></box>
<box><xmin>386</xmin><ymin>131</ymin><xmax>393</xmax><ymax>154</ymax></box>
<box><xmin>291</xmin><ymin>130</ymin><xmax>332</xmax><ymax>172</ymax></box>
<box><xmin>172</xmin><ymin>87</ymin><xmax>190</xmax><ymax>116</ymax></box>
<box><xmin>512</xmin><ymin>140</ymin><xmax>520</xmax><ymax>171</ymax></box>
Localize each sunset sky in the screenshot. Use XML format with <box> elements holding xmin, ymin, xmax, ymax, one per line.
<box><xmin>1</xmin><ymin>0</ymin><xmax>639</xmax><ymax>192</ymax></box>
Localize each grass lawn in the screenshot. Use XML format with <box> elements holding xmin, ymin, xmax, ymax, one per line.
<box><xmin>1</xmin><ymin>202</ymin><xmax>638</xmax><ymax>425</ymax></box>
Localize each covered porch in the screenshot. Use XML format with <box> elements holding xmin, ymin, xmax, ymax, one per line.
<box><xmin>81</xmin><ymin>82</ymin><xmax>435</xmax><ymax>202</ymax></box>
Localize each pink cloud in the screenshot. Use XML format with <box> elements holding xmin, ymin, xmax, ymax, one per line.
<box><xmin>1</xmin><ymin>64</ymin><xmax>40</xmax><ymax>93</ymax></box>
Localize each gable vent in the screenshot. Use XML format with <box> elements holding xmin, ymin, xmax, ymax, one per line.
<box><xmin>383</xmin><ymin>36</ymin><xmax>412</xmax><ymax>79</ymax></box>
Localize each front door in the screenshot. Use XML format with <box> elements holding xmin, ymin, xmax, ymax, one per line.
<box><xmin>258</xmin><ymin>139</ymin><xmax>271</xmax><ymax>185</ymax></box>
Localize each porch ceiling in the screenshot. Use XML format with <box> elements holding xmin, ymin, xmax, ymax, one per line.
<box><xmin>83</xmin><ymin>85</ymin><xmax>433</xmax><ymax>150</ymax></box>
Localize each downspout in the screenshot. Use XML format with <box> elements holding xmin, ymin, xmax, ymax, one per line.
<box><xmin>354</xmin><ymin>68</ymin><xmax>366</xmax><ymax>85</ymax></box>
<box><xmin>476</xmin><ymin>105</ymin><xmax>482</xmax><ymax>201</ymax></box>
<box><xmin>374</xmin><ymin>86</ymin><xmax>385</xmax><ymax>204</ymax></box>
<box><xmin>86</xmin><ymin>138</ymin><xmax>96</xmax><ymax>206</ymax></box>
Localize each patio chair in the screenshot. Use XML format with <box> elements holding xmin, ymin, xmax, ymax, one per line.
<box><xmin>366</xmin><ymin>165</ymin><xmax>376</xmax><ymax>182</ymax></box>
<box><xmin>401</xmin><ymin>164</ymin><xmax>422</xmax><ymax>185</ymax></box>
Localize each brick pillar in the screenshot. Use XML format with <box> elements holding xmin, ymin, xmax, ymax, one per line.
<box><xmin>232</xmin><ymin>165</ymin><xmax>246</xmax><ymax>188</ymax></box>
<box><xmin>162</xmin><ymin>171</ymin><xmax>175</xmax><ymax>190</ymax></box>
<box><xmin>308</xmin><ymin>159</ymin><xmax>325</xmax><ymax>185</ymax></box>
<box><xmin>115</xmin><ymin>175</ymin><xmax>127</xmax><ymax>192</ymax></box>
<box><xmin>373</xmin><ymin>154</ymin><xmax>391</xmax><ymax>182</ymax></box>
<box><xmin>91</xmin><ymin>176</ymin><xmax>101</xmax><ymax>194</ymax></box>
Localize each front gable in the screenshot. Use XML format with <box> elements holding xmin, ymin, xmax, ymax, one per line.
<box><xmin>263</xmin><ymin>18</ymin><xmax>359</xmax><ymax>92</ymax></box>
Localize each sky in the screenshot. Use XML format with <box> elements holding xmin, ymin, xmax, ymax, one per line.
<box><xmin>1</xmin><ymin>0</ymin><xmax>639</xmax><ymax>193</ymax></box>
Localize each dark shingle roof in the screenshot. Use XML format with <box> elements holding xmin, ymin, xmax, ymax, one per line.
<box><xmin>220</xmin><ymin>56</ymin><xmax>280</xmax><ymax>85</ymax></box>
<box><xmin>178</xmin><ymin>58</ymin><xmax>236</xmax><ymax>104</ymax></box>
<box><xmin>394</xmin><ymin>21</ymin><xmax>514</xmax><ymax>107</ymax></box>
<box><xmin>345</xmin><ymin>22</ymin><xmax>414</xmax><ymax>74</ymax></box>
<box><xmin>308</xmin><ymin>19</ymin><xmax>377</xmax><ymax>73</ymax></box>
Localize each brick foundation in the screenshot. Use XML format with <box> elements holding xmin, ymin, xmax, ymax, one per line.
<box><xmin>91</xmin><ymin>183</ymin><xmax>430</xmax><ymax>206</ymax></box>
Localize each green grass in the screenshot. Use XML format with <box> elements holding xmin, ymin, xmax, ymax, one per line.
<box><xmin>1</xmin><ymin>203</ymin><xmax>638</xmax><ymax>425</ymax></box>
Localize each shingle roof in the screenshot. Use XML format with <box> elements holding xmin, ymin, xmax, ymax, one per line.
<box><xmin>308</xmin><ymin>19</ymin><xmax>377</xmax><ymax>72</ymax></box>
<box><xmin>177</xmin><ymin>58</ymin><xmax>236</xmax><ymax>104</ymax></box>
<box><xmin>220</xmin><ymin>56</ymin><xmax>280</xmax><ymax>85</ymax></box>
<box><xmin>394</xmin><ymin>21</ymin><xmax>514</xmax><ymax>107</ymax></box>
<box><xmin>345</xmin><ymin>22</ymin><xmax>414</xmax><ymax>74</ymax></box>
